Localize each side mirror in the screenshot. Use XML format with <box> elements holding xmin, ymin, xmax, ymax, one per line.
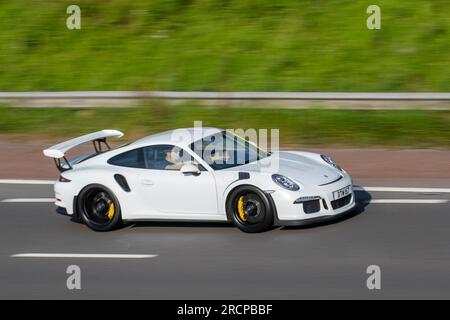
<box><xmin>180</xmin><ymin>163</ymin><xmax>201</xmax><ymax>175</ymax></box>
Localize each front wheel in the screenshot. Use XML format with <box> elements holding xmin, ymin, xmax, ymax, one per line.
<box><xmin>227</xmin><ymin>186</ymin><xmax>274</xmax><ymax>233</ymax></box>
<box><xmin>77</xmin><ymin>184</ymin><xmax>122</xmax><ymax>231</ymax></box>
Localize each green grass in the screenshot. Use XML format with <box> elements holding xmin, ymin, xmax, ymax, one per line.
<box><xmin>0</xmin><ymin>104</ymin><xmax>448</xmax><ymax>148</ymax></box>
<box><xmin>0</xmin><ymin>0</ymin><xmax>448</xmax><ymax>92</ymax></box>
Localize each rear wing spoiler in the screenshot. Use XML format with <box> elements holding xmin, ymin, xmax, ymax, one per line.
<box><xmin>43</xmin><ymin>129</ymin><xmax>124</xmax><ymax>172</ymax></box>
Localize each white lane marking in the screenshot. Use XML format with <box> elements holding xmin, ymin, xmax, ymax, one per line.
<box><xmin>10</xmin><ymin>253</ymin><xmax>158</xmax><ymax>259</ymax></box>
<box><xmin>0</xmin><ymin>179</ymin><xmax>55</xmax><ymax>185</ymax></box>
<box><xmin>354</xmin><ymin>186</ymin><xmax>450</xmax><ymax>193</ymax></box>
<box><xmin>368</xmin><ymin>199</ymin><xmax>448</xmax><ymax>204</ymax></box>
<box><xmin>6</xmin><ymin>198</ymin><xmax>445</xmax><ymax>204</ymax></box>
<box><xmin>1</xmin><ymin>198</ymin><xmax>55</xmax><ymax>203</ymax></box>
<box><xmin>1</xmin><ymin>179</ymin><xmax>450</xmax><ymax>193</ymax></box>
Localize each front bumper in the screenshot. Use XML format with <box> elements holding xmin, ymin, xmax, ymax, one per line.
<box><xmin>273</xmin><ymin>205</ymin><xmax>355</xmax><ymax>226</ymax></box>
<box><xmin>269</xmin><ymin>173</ymin><xmax>356</xmax><ymax>226</ymax></box>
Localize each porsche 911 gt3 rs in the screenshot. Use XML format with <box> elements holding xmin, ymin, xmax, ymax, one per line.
<box><xmin>43</xmin><ymin>128</ymin><xmax>355</xmax><ymax>233</ymax></box>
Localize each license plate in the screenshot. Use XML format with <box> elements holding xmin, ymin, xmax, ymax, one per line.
<box><xmin>333</xmin><ymin>185</ymin><xmax>351</xmax><ymax>200</ymax></box>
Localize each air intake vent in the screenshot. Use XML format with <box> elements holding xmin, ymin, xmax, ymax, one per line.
<box><xmin>331</xmin><ymin>194</ymin><xmax>351</xmax><ymax>209</ymax></box>
<box><xmin>303</xmin><ymin>200</ymin><xmax>320</xmax><ymax>214</ymax></box>
<box><xmin>114</xmin><ymin>174</ymin><xmax>131</xmax><ymax>192</ymax></box>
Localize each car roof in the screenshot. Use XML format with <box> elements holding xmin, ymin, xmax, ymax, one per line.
<box><xmin>130</xmin><ymin>127</ymin><xmax>223</xmax><ymax>148</ymax></box>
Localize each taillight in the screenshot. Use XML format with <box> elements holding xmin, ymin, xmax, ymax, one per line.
<box><xmin>58</xmin><ymin>175</ymin><xmax>71</xmax><ymax>182</ymax></box>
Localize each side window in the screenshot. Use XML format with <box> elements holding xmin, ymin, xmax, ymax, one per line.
<box><xmin>144</xmin><ymin>145</ymin><xmax>204</xmax><ymax>171</ymax></box>
<box><xmin>107</xmin><ymin>148</ymin><xmax>145</xmax><ymax>168</ymax></box>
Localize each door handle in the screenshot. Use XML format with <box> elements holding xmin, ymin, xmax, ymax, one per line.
<box><xmin>141</xmin><ymin>179</ymin><xmax>154</xmax><ymax>185</ymax></box>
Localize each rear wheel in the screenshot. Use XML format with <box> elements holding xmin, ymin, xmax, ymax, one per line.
<box><xmin>227</xmin><ymin>186</ymin><xmax>274</xmax><ymax>233</ymax></box>
<box><xmin>77</xmin><ymin>184</ymin><xmax>122</xmax><ymax>231</ymax></box>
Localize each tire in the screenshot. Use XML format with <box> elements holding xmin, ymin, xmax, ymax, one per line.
<box><xmin>77</xmin><ymin>184</ymin><xmax>122</xmax><ymax>231</ymax></box>
<box><xmin>226</xmin><ymin>185</ymin><xmax>274</xmax><ymax>233</ymax></box>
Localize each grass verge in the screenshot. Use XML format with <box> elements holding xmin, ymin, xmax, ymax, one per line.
<box><xmin>0</xmin><ymin>104</ymin><xmax>448</xmax><ymax>148</ymax></box>
<box><xmin>0</xmin><ymin>1</ymin><xmax>448</xmax><ymax>92</ymax></box>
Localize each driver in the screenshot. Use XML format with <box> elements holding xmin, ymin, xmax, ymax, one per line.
<box><xmin>164</xmin><ymin>146</ymin><xmax>184</xmax><ymax>170</ymax></box>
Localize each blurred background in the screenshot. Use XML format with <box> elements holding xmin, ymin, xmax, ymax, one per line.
<box><xmin>0</xmin><ymin>0</ymin><xmax>448</xmax><ymax>148</ymax></box>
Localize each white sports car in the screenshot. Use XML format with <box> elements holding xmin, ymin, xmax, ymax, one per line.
<box><xmin>43</xmin><ymin>128</ymin><xmax>355</xmax><ymax>233</ymax></box>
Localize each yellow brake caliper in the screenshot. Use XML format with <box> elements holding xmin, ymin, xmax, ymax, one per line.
<box><xmin>237</xmin><ymin>196</ymin><xmax>247</xmax><ymax>222</ymax></box>
<box><xmin>107</xmin><ymin>203</ymin><xmax>115</xmax><ymax>220</ymax></box>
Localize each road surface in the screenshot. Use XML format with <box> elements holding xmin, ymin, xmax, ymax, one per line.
<box><xmin>0</xmin><ymin>182</ymin><xmax>449</xmax><ymax>299</ymax></box>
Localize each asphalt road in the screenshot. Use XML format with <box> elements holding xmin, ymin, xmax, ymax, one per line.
<box><xmin>1</xmin><ymin>183</ymin><xmax>450</xmax><ymax>299</ymax></box>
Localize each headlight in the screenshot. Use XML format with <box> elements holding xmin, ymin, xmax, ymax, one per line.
<box><xmin>321</xmin><ymin>155</ymin><xmax>342</xmax><ymax>171</ymax></box>
<box><xmin>272</xmin><ymin>174</ymin><xmax>300</xmax><ymax>191</ymax></box>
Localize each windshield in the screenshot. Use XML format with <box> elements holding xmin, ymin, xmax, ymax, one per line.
<box><xmin>190</xmin><ymin>131</ymin><xmax>270</xmax><ymax>170</ymax></box>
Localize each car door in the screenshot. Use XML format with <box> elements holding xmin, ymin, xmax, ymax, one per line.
<box><xmin>136</xmin><ymin>145</ymin><xmax>220</xmax><ymax>220</ymax></box>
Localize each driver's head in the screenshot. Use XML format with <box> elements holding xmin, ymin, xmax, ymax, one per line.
<box><xmin>165</xmin><ymin>146</ymin><xmax>181</xmax><ymax>163</ymax></box>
